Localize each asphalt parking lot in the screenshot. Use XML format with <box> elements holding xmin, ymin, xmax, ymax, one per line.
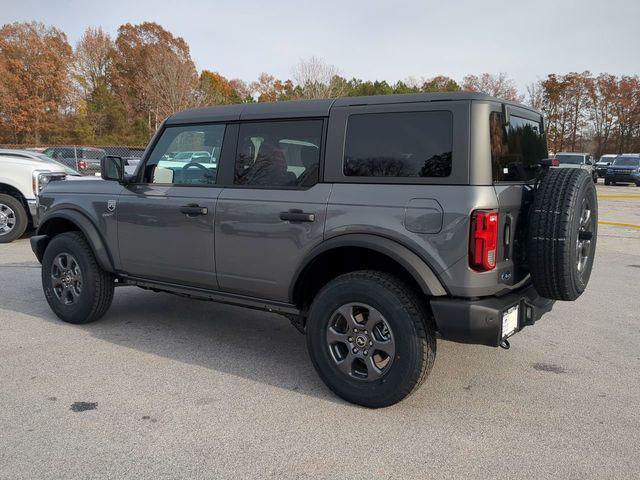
<box><xmin>1</xmin><ymin>183</ymin><xmax>639</xmax><ymax>480</ymax></box>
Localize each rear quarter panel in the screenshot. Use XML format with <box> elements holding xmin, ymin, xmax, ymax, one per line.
<box><xmin>325</xmin><ymin>185</ymin><xmax>499</xmax><ymax>292</ymax></box>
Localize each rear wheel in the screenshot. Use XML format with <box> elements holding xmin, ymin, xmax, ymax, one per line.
<box><xmin>0</xmin><ymin>194</ymin><xmax>28</xmax><ymax>244</ymax></box>
<box><xmin>306</xmin><ymin>270</ymin><xmax>436</xmax><ymax>408</ymax></box>
<box><xmin>604</xmin><ymin>179</ymin><xmax>610</xmax><ymax>186</ymax></box>
<box><xmin>42</xmin><ymin>232</ymin><xmax>114</xmax><ymax>324</ymax></box>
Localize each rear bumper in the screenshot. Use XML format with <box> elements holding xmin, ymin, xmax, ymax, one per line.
<box><xmin>430</xmin><ymin>284</ymin><xmax>554</xmax><ymax>347</ymax></box>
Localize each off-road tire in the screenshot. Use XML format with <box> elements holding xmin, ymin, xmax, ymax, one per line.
<box><xmin>528</xmin><ymin>168</ymin><xmax>597</xmax><ymax>301</ymax></box>
<box><xmin>306</xmin><ymin>270</ymin><xmax>436</xmax><ymax>408</ymax></box>
<box><xmin>0</xmin><ymin>194</ymin><xmax>28</xmax><ymax>244</ymax></box>
<box><xmin>42</xmin><ymin>232</ymin><xmax>114</xmax><ymax>324</ymax></box>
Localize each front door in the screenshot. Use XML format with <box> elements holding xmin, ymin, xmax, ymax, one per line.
<box><xmin>215</xmin><ymin>119</ymin><xmax>330</xmax><ymax>302</ymax></box>
<box><xmin>117</xmin><ymin>123</ymin><xmax>228</xmax><ymax>289</ymax></box>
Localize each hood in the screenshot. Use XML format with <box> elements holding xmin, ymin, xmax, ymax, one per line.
<box><xmin>66</xmin><ymin>175</ymin><xmax>102</xmax><ymax>181</ymax></box>
<box><xmin>0</xmin><ymin>156</ymin><xmax>66</xmax><ymax>173</ymax></box>
<box><xmin>608</xmin><ymin>164</ymin><xmax>639</xmax><ymax>170</ymax></box>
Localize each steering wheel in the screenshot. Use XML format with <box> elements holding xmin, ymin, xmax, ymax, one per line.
<box><xmin>182</xmin><ymin>161</ymin><xmax>208</xmax><ymax>172</ymax></box>
<box><xmin>181</xmin><ymin>161</ymin><xmax>214</xmax><ymax>184</ymax></box>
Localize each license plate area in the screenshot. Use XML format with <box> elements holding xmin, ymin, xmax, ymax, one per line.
<box><xmin>502</xmin><ymin>304</ymin><xmax>520</xmax><ymax>339</ymax></box>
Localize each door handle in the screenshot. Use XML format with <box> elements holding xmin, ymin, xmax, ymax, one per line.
<box><xmin>179</xmin><ymin>204</ymin><xmax>208</xmax><ymax>216</ymax></box>
<box><xmin>279</xmin><ymin>209</ymin><xmax>315</xmax><ymax>223</ymax></box>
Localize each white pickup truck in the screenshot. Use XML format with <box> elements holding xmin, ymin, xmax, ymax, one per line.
<box><xmin>0</xmin><ymin>149</ymin><xmax>81</xmax><ymax>243</ymax></box>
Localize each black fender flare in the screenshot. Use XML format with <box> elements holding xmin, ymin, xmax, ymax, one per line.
<box><xmin>33</xmin><ymin>209</ymin><xmax>115</xmax><ymax>272</ymax></box>
<box><xmin>289</xmin><ymin>233</ymin><xmax>447</xmax><ymax>301</ymax></box>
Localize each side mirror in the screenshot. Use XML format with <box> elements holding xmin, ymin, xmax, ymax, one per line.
<box><xmin>101</xmin><ymin>156</ymin><xmax>125</xmax><ymax>182</ymax></box>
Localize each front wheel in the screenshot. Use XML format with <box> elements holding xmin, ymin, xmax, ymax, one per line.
<box><xmin>306</xmin><ymin>271</ymin><xmax>436</xmax><ymax>408</ymax></box>
<box><xmin>42</xmin><ymin>232</ymin><xmax>114</xmax><ymax>324</ymax></box>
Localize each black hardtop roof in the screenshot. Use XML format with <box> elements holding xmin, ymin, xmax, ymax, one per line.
<box><xmin>165</xmin><ymin>92</ymin><xmax>537</xmax><ymax>125</ymax></box>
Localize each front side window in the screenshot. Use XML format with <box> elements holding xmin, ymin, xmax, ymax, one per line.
<box><xmin>343</xmin><ymin>111</ymin><xmax>453</xmax><ymax>178</ymax></box>
<box><xmin>490</xmin><ymin>112</ymin><xmax>548</xmax><ymax>182</ymax></box>
<box><xmin>234</xmin><ymin>120</ymin><xmax>322</xmax><ymax>188</ymax></box>
<box><xmin>142</xmin><ymin>124</ymin><xmax>225</xmax><ymax>185</ymax></box>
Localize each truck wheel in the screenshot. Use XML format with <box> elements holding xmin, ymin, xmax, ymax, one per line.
<box><xmin>604</xmin><ymin>179</ymin><xmax>610</xmax><ymax>186</ymax></box>
<box><xmin>42</xmin><ymin>232</ymin><xmax>114</xmax><ymax>324</ymax></box>
<box><xmin>306</xmin><ymin>270</ymin><xmax>436</xmax><ymax>408</ymax></box>
<box><xmin>528</xmin><ymin>168</ymin><xmax>597</xmax><ymax>301</ymax></box>
<box><xmin>0</xmin><ymin>194</ymin><xmax>28</xmax><ymax>244</ymax></box>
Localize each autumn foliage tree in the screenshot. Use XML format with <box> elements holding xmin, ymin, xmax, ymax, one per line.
<box><xmin>111</xmin><ymin>22</ymin><xmax>200</xmax><ymax>132</ymax></box>
<box><xmin>1</xmin><ymin>20</ymin><xmax>640</xmax><ymax>154</ymax></box>
<box><xmin>0</xmin><ymin>22</ymin><xmax>72</xmax><ymax>143</ymax></box>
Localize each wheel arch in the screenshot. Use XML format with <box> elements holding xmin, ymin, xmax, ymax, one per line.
<box><xmin>33</xmin><ymin>209</ymin><xmax>115</xmax><ymax>272</ymax></box>
<box><xmin>0</xmin><ymin>182</ymin><xmax>30</xmax><ymax>218</ymax></box>
<box><xmin>290</xmin><ymin>234</ymin><xmax>447</xmax><ymax>309</ymax></box>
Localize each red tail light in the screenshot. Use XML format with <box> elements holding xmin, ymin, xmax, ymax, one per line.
<box><xmin>78</xmin><ymin>160</ymin><xmax>87</xmax><ymax>170</ymax></box>
<box><xmin>469</xmin><ymin>209</ymin><xmax>499</xmax><ymax>271</ymax></box>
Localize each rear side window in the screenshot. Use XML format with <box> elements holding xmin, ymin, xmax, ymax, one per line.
<box><xmin>234</xmin><ymin>120</ymin><xmax>322</xmax><ymax>188</ymax></box>
<box><xmin>490</xmin><ymin>112</ymin><xmax>548</xmax><ymax>182</ymax></box>
<box><xmin>343</xmin><ymin>111</ymin><xmax>453</xmax><ymax>178</ymax></box>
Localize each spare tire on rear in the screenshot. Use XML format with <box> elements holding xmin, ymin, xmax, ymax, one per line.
<box><xmin>527</xmin><ymin>168</ymin><xmax>597</xmax><ymax>301</ymax></box>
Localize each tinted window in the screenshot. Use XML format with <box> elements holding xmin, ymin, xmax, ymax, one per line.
<box><xmin>613</xmin><ymin>156</ymin><xmax>640</xmax><ymax>166</ymax></box>
<box><xmin>234</xmin><ymin>120</ymin><xmax>322</xmax><ymax>188</ymax></box>
<box><xmin>556</xmin><ymin>154</ymin><xmax>584</xmax><ymax>165</ymax></box>
<box><xmin>344</xmin><ymin>111</ymin><xmax>452</xmax><ymax>178</ymax></box>
<box><xmin>44</xmin><ymin>147</ymin><xmax>75</xmax><ymax>159</ymax></box>
<box><xmin>143</xmin><ymin>124</ymin><xmax>225</xmax><ymax>185</ymax></box>
<box><xmin>490</xmin><ymin>112</ymin><xmax>548</xmax><ymax>182</ymax></box>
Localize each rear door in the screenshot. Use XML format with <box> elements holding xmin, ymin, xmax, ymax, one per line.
<box><xmin>214</xmin><ymin>119</ymin><xmax>330</xmax><ymax>302</ymax></box>
<box><xmin>488</xmin><ymin>104</ymin><xmax>548</xmax><ymax>285</ymax></box>
<box><xmin>117</xmin><ymin>123</ymin><xmax>232</xmax><ymax>289</ymax></box>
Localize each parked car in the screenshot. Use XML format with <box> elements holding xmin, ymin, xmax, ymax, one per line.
<box><xmin>0</xmin><ymin>149</ymin><xmax>75</xmax><ymax>243</ymax></box>
<box><xmin>554</xmin><ymin>152</ymin><xmax>598</xmax><ymax>182</ymax></box>
<box><xmin>596</xmin><ymin>154</ymin><xmax>618</xmax><ymax>178</ymax></box>
<box><xmin>604</xmin><ymin>154</ymin><xmax>640</xmax><ymax>186</ymax></box>
<box><xmin>31</xmin><ymin>93</ymin><xmax>597</xmax><ymax>407</ymax></box>
<box><xmin>42</xmin><ymin>146</ymin><xmax>106</xmax><ymax>172</ymax></box>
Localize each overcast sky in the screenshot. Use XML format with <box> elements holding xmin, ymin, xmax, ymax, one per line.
<box><xmin>3</xmin><ymin>0</ymin><xmax>639</xmax><ymax>91</ymax></box>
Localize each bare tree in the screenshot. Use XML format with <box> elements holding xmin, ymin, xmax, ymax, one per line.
<box><xmin>525</xmin><ymin>81</ymin><xmax>544</xmax><ymax>110</ymax></box>
<box><xmin>462</xmin><ymin>73</ymin><xmax>522</xmax><ymax>102</ymax></box>
<box><xmin>292</xmin><ymin>56</ymin><xmax>345</xmax><ymax>99</ymax></box>
<box><xmin>73</xmin><ymin>27</ymin><xmax>114</xmax><ymax>97</ymax></box>
<box><xmin>141</xmin><ymin>46</ymin><xmax>199</xmax><ymax>129</ymax></box>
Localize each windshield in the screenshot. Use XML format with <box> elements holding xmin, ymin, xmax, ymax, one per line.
<box><xmin>35</xmin><ymin>154</ymin><xmax>81</xmax><ymax>175</ymax></box>
<box><xmin>598</xmin><ymin>156</ymin><xmax>617</xmax><ymax>163</ymax></box>
<box><xmin>172</xmin><ymin>151</ymin><xmax>195</xmax><ymax>161</ymax></box>
<box><xmin>613</xmin><ymin>156</ymin><xmax>640</xmax><ymax>167</ymax></box>
<box><xmin>555</xmin><ymin>154</ymin><xmax>584</xmax><ymax>165</ymax></box>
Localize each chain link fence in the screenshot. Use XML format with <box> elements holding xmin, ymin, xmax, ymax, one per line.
<box><xmin>0</xmin><ymin>144</ymin><xmax>146</xmax><ymax>176</ymax></box>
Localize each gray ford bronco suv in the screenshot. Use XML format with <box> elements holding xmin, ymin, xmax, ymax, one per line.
<box><xmin>31</xmin><ymin>92</ymin><xmax>598</xmax><ymax>407</ymax></box>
